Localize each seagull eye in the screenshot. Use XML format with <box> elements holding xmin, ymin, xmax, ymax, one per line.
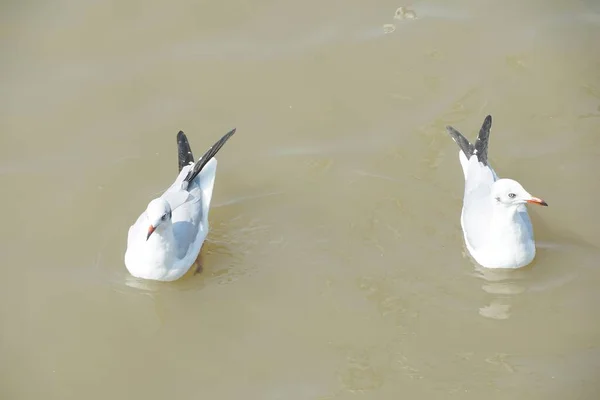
<box><xmin>161</xmin><ymin>214</ymin><xmax>167</xmax><ymax>221</ymax></box>
<box><xmin>508</xmin><ymin>193</ymin><xmax>516</xmax><ymax>198</ymax></box>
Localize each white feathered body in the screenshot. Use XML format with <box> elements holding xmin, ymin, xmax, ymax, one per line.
<box><xmin>124</xmin><ymin>159</ymin><xmax>217</xmax><ymax>281</ymax></box>
<box><xmin>457</xmin><ymin>151</ymin><xmax>536</xmax><ymax>269</ymax></box>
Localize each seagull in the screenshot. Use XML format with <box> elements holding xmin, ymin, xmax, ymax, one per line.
<box><xmin>445</xmin><ymin>115</ymin><xmax>548</xmax><ymax>269</ymax></box>
<box><xmin>125</xmin><ymin>128</ymin><xmax>236</xmax><ymax>281</ymax></box>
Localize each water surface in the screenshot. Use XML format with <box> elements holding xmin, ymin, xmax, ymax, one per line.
<box><xmin>2</xmin><ymin>1</ymin><xmax>600</xmax><ymax>399</ymax></box>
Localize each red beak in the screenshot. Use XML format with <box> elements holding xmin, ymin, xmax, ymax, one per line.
<box><xmin>527</xmin><ymin>197</ymin><xmax>548</xmax><ymax>207</ymax></box>
<box><xmin>146</xmin><ymin>225</ymin><xmax>156</xmax><ymax>240</ymax></box>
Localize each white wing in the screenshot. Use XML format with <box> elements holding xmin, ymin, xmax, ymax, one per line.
<box><xmin>160</xmin><ymin>158</ymin><xmax>218</xmax><ymax>261</ymax></box>
<box><xmin>461</xmin><ymin>155</ymin><xmax>498</xmax><ymax>250</ymax></box>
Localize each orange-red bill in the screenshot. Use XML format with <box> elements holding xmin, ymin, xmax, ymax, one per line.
<box><xmin>146</xmin><ymin>225</ymin><xmax>156</xmax><ymax>240</ymax></box>
<box><xmin>527</xmin><ymin>197</ymin><xmax>548</xmax><ymax>206</ymax></box>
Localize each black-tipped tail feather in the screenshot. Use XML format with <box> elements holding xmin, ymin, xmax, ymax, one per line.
<box><xmin>177</xmin><ymin>131</ymin><xmax>195</xmax><ymax>172</ymax></box>
<box><xmin>446</xmin><ymin>115</ymin><xmax>492</xmax><ymax>166</ymax></box>
<box><xmin>183</xmin><ymin>128</ymin><xmax>237</xmax><ymax>186</ymax></box>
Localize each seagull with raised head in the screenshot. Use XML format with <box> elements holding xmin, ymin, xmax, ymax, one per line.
<box><xmin>445</xmin><ymin>115</ymin><xmax>547</xmax><ymax>269</ymax></box>
<box><xmin>125</xmin><ymin>128</ymin><xmax>236</xmax><ymax>281</ymax></box>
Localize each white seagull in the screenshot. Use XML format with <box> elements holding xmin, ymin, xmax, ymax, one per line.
<box><xmin>446</xmin><ymin>115</ymin><xmax>548</xmax><ymax>269</ymax></box>
<box><xmin>125</xmin><ymin>128</ymin><xmax>236</xmax><ymax>281</ymax></box>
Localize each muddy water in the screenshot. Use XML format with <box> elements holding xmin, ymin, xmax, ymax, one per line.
<box><xmin>2</xmin><ymin>0</ymin><xmax>600</xmax><ymax>399</ymax></box>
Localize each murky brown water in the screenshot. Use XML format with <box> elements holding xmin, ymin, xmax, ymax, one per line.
<box><xmin>2</xmin><ymin>0</ymin><xmax>600</xmax><ymax>399</ymax></box>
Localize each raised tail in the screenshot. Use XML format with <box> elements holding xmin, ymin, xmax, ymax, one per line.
<box><xmin>177</xmin><ymin>131</ymin><xmax>195</xmax><ymax>172</ymax></box>
<box><xmin>183</xmin><ymin>128</ymin><xmax>236</xmax><ymax>187</ymax></box>
<box><xmin>446</xmin><ymin>115</ymin><xmax>492</xmax><ymax>166</ymax></box>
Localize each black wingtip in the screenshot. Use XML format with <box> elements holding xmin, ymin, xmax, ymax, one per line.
<box><xmin>473</xmin><ymin>115</ymin><xmax>493</xmax><ymax>165</ymax></box>
<box><xmin>183</xmin><ymin>128</ymin><xmax>237</xmax><ymax>185</ymax></box>
<box><xmin>177</xmin><ymin>130</ymin><xmax>195</xmax><ymax>172</ymax></box>
<box><xmin>445</xmin><ymin>115</ymin><xmax>494</xmax><ymax>166</ymax></box>
<box><xmin>446</xmin><ymin>125</ymin><xmax>474</xmax><ymax>159</ymax></box>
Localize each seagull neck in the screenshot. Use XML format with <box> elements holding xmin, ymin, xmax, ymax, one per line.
<box><xmin>490</xmin><ymin>201</ymin><xmax>522</xmax><ymax>227</ymax></box>
<box><xmin>148</xmin><ymin>222</ymin><xmax>176</xmax><ymax>263</ymax></box>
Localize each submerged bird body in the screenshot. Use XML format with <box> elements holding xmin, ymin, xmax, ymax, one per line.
<box><xmin>125</xmin><ymin>129</ymin><xmax>236</xmax><ymax>281</ymax></box>
<box><xmin>447</xmin><ymin>116</ymin><xmax>547</xmax><ymax>269</ymax></box>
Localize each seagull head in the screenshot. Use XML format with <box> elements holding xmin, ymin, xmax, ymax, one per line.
<box><xmin>145</xmin><ymin>198</ymin><xmax>172</xmax><ymax>240</ymax></box>
<box><xmin>491</xmin><ymin>178</ymin><xmax>548</xmax><ymax>208</ymax></box>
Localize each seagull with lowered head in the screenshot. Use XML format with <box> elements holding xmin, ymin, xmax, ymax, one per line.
<box><xmin>125</xmin><ymin>128</ymin><xmax>236</xmax><ymax>281</ymax></box>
